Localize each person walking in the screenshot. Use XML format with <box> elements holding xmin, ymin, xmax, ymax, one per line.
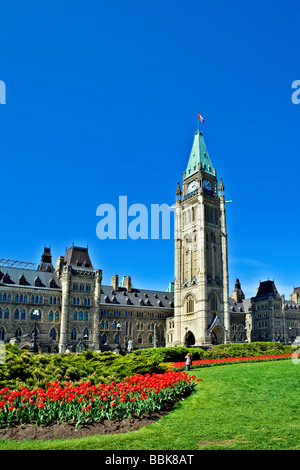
<box><xmin>185</xmin><ymin>353</ymin><xmax>192</xmax><ymax>371</ymax></box>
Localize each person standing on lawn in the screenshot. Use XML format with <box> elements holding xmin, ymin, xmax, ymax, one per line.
<box><xmin>185</xmin><ymin>353</ymin><xmax>192</xmax><ymax>371</ymax></box>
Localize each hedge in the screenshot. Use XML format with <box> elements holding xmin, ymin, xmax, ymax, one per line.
<box><xmin>133</xmin><ymin>342</ymin><xmax>293</xmax><ymax>362</ymax></box>
<box><xmin>0</xmin><ymin>345</ymin><xmax>167</xmax><ymax>389</ymax></box>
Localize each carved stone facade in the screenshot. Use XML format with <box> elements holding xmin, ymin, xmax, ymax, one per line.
<box><xmin>1</xmin><ymin>130</ymin><xmax>299</xmax><ymax>351</ymax></box>
<box><xmin>167</xmin><ymin>130</ymin><xmax>230</xmax><ymax>348</ymax></box>
<box><xmin>0</xmin><ymin>246</ymin><xmax>173</xmax><ymax>352</ymax></box>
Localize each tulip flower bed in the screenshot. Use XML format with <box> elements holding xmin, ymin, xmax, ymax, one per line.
<box><xmin>170</xmin><ymin>354</ymin><xmax>293</xmax><ymax>370</ymax></box>
<box><xmin>0</xmin><ymin>371</ymin><xmax>200</xmax><ymax>429</ymax></box>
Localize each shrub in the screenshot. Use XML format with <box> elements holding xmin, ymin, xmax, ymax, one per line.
<box><xmin>202</xmin><ymin>342</ymin><xmax>293</xmax><ymax>359</ymax></box>
<box><xmin>132</xmin><ymin>347</ymin><xmax>205</xmax><ymax>362</ymax></box>
<box><xmin>0</xmin><ymin>345</ymin><xmax>166</xmax><ymax>389</ymax></box>
<box><xmin>133</xmin><ymin>343</ymin><xmax>293</xmax><ymax>362</ymax></box>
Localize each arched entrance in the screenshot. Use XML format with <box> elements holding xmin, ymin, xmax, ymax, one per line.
<box><xmin>184</xmin><ymin>331</ymin><xmax>195</xmax><ymax>346</ymax></box>
<box><xmin>210</xmin><ymin>324</ymin><xmax>225</xmax><ymax>345</ymax></box>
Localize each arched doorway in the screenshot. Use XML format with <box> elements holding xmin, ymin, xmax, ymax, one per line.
<box><xmin>184</xmin><ymin>331</ymin><xmax>195</xmax><ymax>346</ymax></box>
<box><xmin>210</xmin><ymin>324</ymin><xmax>225</xmax><ymax>345</ymax></box>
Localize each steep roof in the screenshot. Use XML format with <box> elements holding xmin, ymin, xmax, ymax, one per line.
<box><xmin>37</xmin><ymin>247</ymin><xmax>55</xmax><ymax>273</ymax></box>
<box><xmin>100</xmin><ymin>285</ymin><xmax>174</xmax><ymax>310</ymax></box>
<box><xmin>0</xmin><ymin>266</ymin><xmax>60</xmax><ymax>289</ymax></box>
<box><xmin>184</xmin><ymin>130</ymin><xmax>214</xmax><ymax>179</ymax></box>
<box><xmin>255</xmin><ymin>280</ymin><xmax>280</xmax><ymax>299</ymax></box>
<box><xmin>64</xmin><ymin>246</ymin><xmax>93</xmax><ymax>269</ymax></box>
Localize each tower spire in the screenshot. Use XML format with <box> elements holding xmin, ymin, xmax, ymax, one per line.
<box><xmin>184</xmin><ymin>130</ymin><xmax>214</xmax><ymax>180</ymax></box>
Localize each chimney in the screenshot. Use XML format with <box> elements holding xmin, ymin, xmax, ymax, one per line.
<box><xmin>111</xmin><ymin>274</ymin><xmax>119</xmax><ymax>291</ymax></box>
<box><xmin>124</xmin><ymin>276</ymin><xmax>131</xmax><ymax>293</ymax></box>
<box><xmin>55</xmin><ymin>256</ymin><xmax>65</xmax><ymax>275</ymax></box>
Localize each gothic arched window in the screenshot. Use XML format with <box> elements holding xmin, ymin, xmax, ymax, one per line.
<box><xmin>50</xmin><ymin>328</ymin><xmax>56</xmax><ymax>340</ymax></box>
<box><xmin>15</xmin><ymin>327</ymin><xmax>22</xmax><ymax>338</ymax></box>
<box><xmin>83</xmin><ymin>327</ymin><xmax>89</xmax><ymax>339</ymax></box>
<box><xmin>210</xmin><ymin>294</ymin><xmax>218</xmax><ymax>312</ymax></box>
<box><xmin>186</xmin><ymin>295</ymin><xmax>194</xmax><ymax>314</ymax></box>
<box><xmin>71</xmin><ymin>328</ymin><xmax>77</xmax><ymax>340</ymax></box>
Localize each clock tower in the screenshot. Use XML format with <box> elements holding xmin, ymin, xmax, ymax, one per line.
<box><xmin>171</xmin><ymin>129</ymin><xmax>230</xmax><ymax>347</ymax></box>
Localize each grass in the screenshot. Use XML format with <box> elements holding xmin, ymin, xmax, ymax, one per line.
<box><xmin>0</xmin><ymin>359</ymin><xmax>299</xmax><ymax>450</ymax></box>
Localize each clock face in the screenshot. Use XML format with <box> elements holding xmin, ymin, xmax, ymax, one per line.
<box><xmin>203</xmin><ymin>180</ymin><xmax>213</xmax><ymax>191</ymax></box>
<box><xmin>187</xmin><ymin>181</ymin><xmax>199</xmax><ymax>193</ymax></box>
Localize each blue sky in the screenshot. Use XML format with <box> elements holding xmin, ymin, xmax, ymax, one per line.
<box><xmin>0</xmin><ymin>0</ymin><xmax>300</xmax><ymax>298</ymax></box>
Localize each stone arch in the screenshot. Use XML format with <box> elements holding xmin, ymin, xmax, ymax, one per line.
<box><xmin>184</xmin><ymin>330</ymin><xmax>195</xmax><ymax>346</ymax></box>
<box><xmin>49</xmin><ymin>327</ymin><xmax>57</xmax><ymax>340</ymax></box>
<box><xmin>157</xmin><ymin>324</ymin><xmax>164</xmax><ymax>345</ymax></box>
<box><xmin>210</xmin><ymin>323</ymin><xmax>225</xmax><ymax>345</ymax></box>
<box><xmin>183</xmin><ymin>292</ymin><xmax>196</xmax><ymax>314</ymax></box>
<box><xmin>208</xmin><ymin>291</ymin><xmax>220</xmax><ymax>313</ymax></box>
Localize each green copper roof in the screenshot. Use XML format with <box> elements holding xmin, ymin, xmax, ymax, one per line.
<box><xmin>184</xmin><ymin>131</ymin><xmax>214</xmax><ymax>179</ymax></box>
<box><xmin>167</xmin><ymin>282</ymin><xmax>174</xmax><ymax>293</ymax></box>
<box><xmin>119</xmin><ymin>276</ymin><xmax>134</xmax><ymax>289</ymax></box>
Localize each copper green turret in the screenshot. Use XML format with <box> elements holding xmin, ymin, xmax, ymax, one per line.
<box><xmin>184</xmin><ymin>130</ymin><xmax>214</xmax><ymax>179</ymax></box>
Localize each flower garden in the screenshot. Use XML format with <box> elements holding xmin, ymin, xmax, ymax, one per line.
<box><xmin>0</xmin><ymin>341</ymin><xmax>294</xmax><ymax>438</ymax></box>
<box><xmin>0</xmin><ymin>372</ymin><xmax>200</xmax><ymax>429</ymax></box>
<box><xmin>169</xmin><ymin>353</ymin><xmax>294</xmax><ymax>370</ymax></box>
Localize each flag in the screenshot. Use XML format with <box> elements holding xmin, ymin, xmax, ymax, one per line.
<box><xmin>198</xmin><ymin>113</ymin><xmax>204</xmax><ymax>123</ymax></box>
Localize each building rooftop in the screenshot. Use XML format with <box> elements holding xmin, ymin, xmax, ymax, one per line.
<box><xmin>255</xmin><ymin>280</ymin><xmax>280</xmax><ymax>299</ymax></box>
<box><xmin>0</xmin><ymin>265</ymin><xmax>60</xmax><ymax>290</ymax></box>
<box><xmin>100</xmin><ymin>285</ymin><xmax>174</xmax><ymax>309</ymax></box>
<box><xmin>64</xmin><ymin>245</ymin><xmax>93</xmax><ymax>269</ymax></box>
<box><xmin>184</xmin><ymin>130</ymin><xmax>214</xmax><ymax>179</ymax></box>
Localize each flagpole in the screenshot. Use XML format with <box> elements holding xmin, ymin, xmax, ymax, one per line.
<box><xmin>197</xmin><ymin>113</ymin><xmax>204</xmax><ymax>132</ymax></box>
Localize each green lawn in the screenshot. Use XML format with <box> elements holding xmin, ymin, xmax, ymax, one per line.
<box><xmin>0</xmin><ymin>359</ymin><xmax>299</xmax><ymax>450</ymax></box>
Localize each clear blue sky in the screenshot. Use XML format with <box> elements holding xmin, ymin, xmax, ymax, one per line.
<box><xmin>1</xmin><ymin>0</ymin><xmax>300</xmax><ymax>299</ymax></box>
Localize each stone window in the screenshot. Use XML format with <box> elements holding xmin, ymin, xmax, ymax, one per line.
<box><xmin>186</xmin><ymin>295</ymin><xmax>194</xmax><ymax>314</ymax></box>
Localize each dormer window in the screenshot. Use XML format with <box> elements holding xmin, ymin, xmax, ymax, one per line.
<box><xmin>3</xmin><ymin>274</ymin><xmax>11</xmax><ymax>284</ymax></box>
<box><xmin>49</xmin><ymin>279</ymin><xmax>57</xmax><ymax>288</ymax></box>
<box><xmin>35</xmin><ymin>277</ymin><xmax>42</xmax><ymax>287</ymax></box>
<box><xmin>19</xmin><ymin>275</ymin><xmax>27</xmax><ymax>286</ymax></box>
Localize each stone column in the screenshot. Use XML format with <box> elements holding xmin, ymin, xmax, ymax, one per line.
<box><xmin>197</xmin><ymin>192</ymin><xmax>208</xmax><ymax>346</ymax></box>
<box><xmin>58</xmin><ymin>266</ymin><xmax>72</xmax><ymax>353</ymax></box>
<box><xmin>93</xmin><ymin>269</ymin><xmax>102</xmax><ymax>350</ymax></box>
<box><xmin>219</xmin><ymin>188</ymin><xmax>230</xmax><ymax>342</ymax></box>
<box><xmin>174</xmin><ymin>199</ymin><xmax>183</xmax><ymax>346</ymax></box>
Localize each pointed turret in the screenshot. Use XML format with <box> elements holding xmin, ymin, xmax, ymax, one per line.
<box><xmin>184</xmin><ymin>130</ymin><xmax>214</xmax><ymax>179</ymax></box>
<box><xmin>175</xmin><ymin>182</ymin><xmax>182</xmax><ymax>200</ymax></box>
<box><xmin>218</xmin><ymin>177</ymin><xmax>225</xmax><ymax>197</ymax></box>
<box><xmin>37</xmin><ymin>247</ymin><xmax>54</xmax><ymax>273</ymax></box>
<box><xmin>231</xmin><ymin>278</ymin><xmax>245</xmax><ymax>303</ymax></box>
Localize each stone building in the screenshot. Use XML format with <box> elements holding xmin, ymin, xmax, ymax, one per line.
<box><xmin>228</xmin><ymin>279</ymin><xmax>300</xmax><ymax>343</ymax></box>
<box><xmin>0</xmin><ymin>246</ymin><xmax>173</xmax><ymax>352</ymax></box>
<box><xmin>167</xmin><ymin>129</ymin><xmax>230</xmax><ymax>347</ymax></box>
<box><xmin>1</xmin><ymin>129</ymin><xmax>300</xmax><ymax>351</ymax></box>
